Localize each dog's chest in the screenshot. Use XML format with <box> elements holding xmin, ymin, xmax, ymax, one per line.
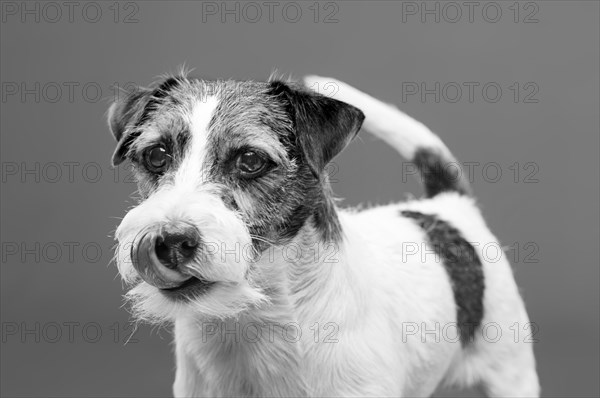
<box><xmin>176</xmin><ymin>316</ymin><xmax>310</xmax><ymax>397</ymax></box>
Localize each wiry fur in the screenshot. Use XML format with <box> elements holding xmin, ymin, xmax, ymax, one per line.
<box><xmin>109</xmin><ymin>73</ymin><xmax>539</xmax><ymax>397</ymax></box>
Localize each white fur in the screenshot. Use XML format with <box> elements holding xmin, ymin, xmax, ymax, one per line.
<box><xmin>175</xmin><ymin>97</ymin><xmax>218</xmax><ymax>186</ymax></box>
<box><xmin>115</xmin><ymin>80</ymin><xmax>539</xmax><ymax>397</ymax></box>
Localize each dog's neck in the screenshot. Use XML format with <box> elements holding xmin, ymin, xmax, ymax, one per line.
<box><xmin>310</xmin><ymin>181</ymin><xmax>343</xmax><ymax>243</ymax></box>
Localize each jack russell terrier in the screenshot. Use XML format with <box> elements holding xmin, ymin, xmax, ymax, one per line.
<box><xmin>108</xmin><ymin>74</ymin><xmax>539</xmax><ymax>397</ymax></box>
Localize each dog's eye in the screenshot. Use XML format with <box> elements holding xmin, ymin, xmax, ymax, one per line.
<box><xmin>236</xmin><ymin>151</ymin><xmax>267</xmax><ymax>177</ymax></box>
<box><xmin>144</xmin><ymin>145</ymin><xmax>170</xmax><ymax>173</ymax></box>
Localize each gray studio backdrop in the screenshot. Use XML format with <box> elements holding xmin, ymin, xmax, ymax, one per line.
<box><xmin>1</xmin><ymin>1</ymin><xmax>598</xmax><ymax>397</ymax></box>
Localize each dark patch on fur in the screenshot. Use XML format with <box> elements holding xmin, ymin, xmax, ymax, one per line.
<box><xmin>401</xmin><ymin>210</ymin><xmax>484</xmax><ymax>346</ymax></box>
<box><xmin>155</xmin><ymin>76</ymin><xmax>181</xmax><ymax>96</ymax></box>
<box><xmin>137</xmin><ymin>76</ymin><xmax>183</xmax><ymax>129</ymax></box>
<box><xmin>109</xmin><ymin>88</ymin><xmax>152</xmax><ymax>166</ymax></box>
<box><xmin>413</xmin><ymin>147</ymin><xmax>470</xmax><ymax>198</ymax></box>
<box><xmin>175</xmin><ymin>129</ymin><xmax>191</xmax><ymax>156</ymax></box>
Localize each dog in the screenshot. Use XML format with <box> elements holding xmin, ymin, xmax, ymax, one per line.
<box><xmin>108</xmin><ymin>73</ymin><xmax>539</xmax><ymax>397</ymax></box>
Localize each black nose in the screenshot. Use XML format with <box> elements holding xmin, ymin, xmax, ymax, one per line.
<box><xmin>154</xmin><ymin>225</ymin><xmax>200</xmax><ymax>269</ymax></box>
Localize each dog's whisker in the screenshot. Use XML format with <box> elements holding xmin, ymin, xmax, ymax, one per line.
<box><xmin>248</xmin><ymin>234</ymin><xmax>275</xmax><ymax>245</ymax></box>
<box><xmin>123</xmin><ymin>322</ymin><xmax>139</xmax><ymax>346</ymax></box>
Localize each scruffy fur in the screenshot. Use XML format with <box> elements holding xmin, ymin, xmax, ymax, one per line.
<box><xmin>108</xmin><ymin>73</ymin><xmax>539</xmax><ymax>397</ymax></box>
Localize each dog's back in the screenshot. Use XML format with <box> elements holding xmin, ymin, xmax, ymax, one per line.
<box><xmin>298</xmin><ymin>76</ymin><xmax>540</xmax><ymax>397</ymax></box>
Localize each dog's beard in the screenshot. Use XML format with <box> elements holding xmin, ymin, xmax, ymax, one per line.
<box><xmin>125</xmin><ymin>280</ymin><xmax>268</xmax><ymax>323</ymax></box>
<box><xmin>114</xmin><ymin>187</ymin><xmax>269</xmax><ymax>323</ymax></box>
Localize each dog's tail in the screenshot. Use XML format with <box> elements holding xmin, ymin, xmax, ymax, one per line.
<box><xmin>304</xmin><ymin>76</ymin><xmax>471</xmax><ymax>198</ymax></box>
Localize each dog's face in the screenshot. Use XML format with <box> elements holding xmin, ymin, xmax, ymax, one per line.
<box><xmin>109</xmin><ymin>76</ymin><xmax>363</xmax><ymax>322</ymax></box>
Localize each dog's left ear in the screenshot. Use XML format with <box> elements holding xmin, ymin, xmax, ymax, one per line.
<box><xmin>107</xmin><ymin>87</ymin><xmax>152</xmax><ymax>166</ymax></box>
<box><xmin>270</xmin><ymin>80</ymin><xmax>364</xmax><ymax>177</ymax></box>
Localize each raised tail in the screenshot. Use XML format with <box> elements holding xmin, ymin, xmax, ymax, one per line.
<box><xmin>304</xmin><ymin>75</ymin><xmax>471</xmax><ymax>198</ymax></box>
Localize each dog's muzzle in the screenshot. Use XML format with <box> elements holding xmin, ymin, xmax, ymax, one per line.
<box><xmin>132</xmin><ymin>223</ymin><xmax>201</xmax><ymax>289</ymax></box>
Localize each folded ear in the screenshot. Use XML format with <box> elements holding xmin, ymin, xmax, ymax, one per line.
<box><xmin>269</xmin><ymin>80</ymin><xmax>364</xmax><ymax>177</ymax></box>
<box><xmin>107</xmin><ymin>87</ymin><xmax>152</xmax><ymax>166</ymax></box>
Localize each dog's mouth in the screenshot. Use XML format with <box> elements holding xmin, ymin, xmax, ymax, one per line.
<box><xmin>159</xmin><ymin>276</ymin><xmax>216</xmax><ymax>300</ymax></box>
<box><xmin>129</xmin><ymin>229</ymin><xmax>217</xmax><ymax>299</ymax></box>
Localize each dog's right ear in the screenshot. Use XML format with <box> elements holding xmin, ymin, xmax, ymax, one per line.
<box><xmin>107</xmin><ymin>87</ymin><xmax>151</xmax><ymax>166</ymax></box>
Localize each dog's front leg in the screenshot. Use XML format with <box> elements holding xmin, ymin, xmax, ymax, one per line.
<box><xmin>172</xmin><ymin>318</ymin><xmax>211</xmax><ymax>398</ymax></box>
<box><xmin>173</xmin><ymin>342</ymin><xmax>204</xmax><ymax>398</ymax></box>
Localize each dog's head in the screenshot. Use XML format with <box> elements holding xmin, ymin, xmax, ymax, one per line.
<box><xmin>108</xmin><ymin>75</ymin><xmax>363</xmax><ymax>322</ymax></box>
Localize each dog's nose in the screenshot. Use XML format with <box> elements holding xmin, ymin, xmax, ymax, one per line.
<box><xmin>155</xmin><ymin>229</ymin><xmax>200</xmax><ymax>269</ymax></box>
<box><xmin>132</xmin><ymin>224</ymin><xmax>200</xmax><ymax>289</ymax></box>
